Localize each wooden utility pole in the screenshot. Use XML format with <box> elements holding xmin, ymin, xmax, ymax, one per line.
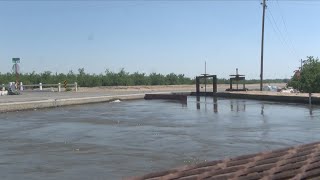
<box><xmin>260</xmin><ymin>0</ymin><xmax>267</xmax><ymax>91</ymax></box>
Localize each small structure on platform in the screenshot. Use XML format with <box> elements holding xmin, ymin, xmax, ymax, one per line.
<box><xmin>195</xmin><ymin>74</ymin><xmax>217</xmax><ymax>96</ymax></box>
<box><xmin>226</xmin><ymin>68</ymin><xmax>247</xmax><ymax>91</ymax></box>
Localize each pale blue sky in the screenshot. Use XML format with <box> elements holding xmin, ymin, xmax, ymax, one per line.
<box><xmin>0</xmin><ymin>0</ymin><xmax>319</xmax><ymax>79</ymax></box>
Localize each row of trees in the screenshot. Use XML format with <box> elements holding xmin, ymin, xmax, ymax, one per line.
<box><xmin>0</xmin><ymin>68</ymin><xmax>288</xmax><ymax>87</ymax></box>
<box><xmin>0</xmin><ymin>68</ymin><xmax>194</xmax><ymax>87</ymax></box>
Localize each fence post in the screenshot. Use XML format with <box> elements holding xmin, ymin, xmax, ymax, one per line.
<box><xmin>58</xmin><ymin>83</ymin><xmax>61</xmax><ymax>92</ymax></box>
<box><xmin>2</xmin><ymin>84</ymin><xmax>4</xmax><ymax>91</ymax></box>
<box><xmin>20</xmin><ymin>82</ymin><xmax>23</xmax><ymax>91</ymax></box>
<box><xmin>39</xmin><ymin>83</ymin><xmax>43</xmax><ymax>91</ymax></box>
<box><xmin>75</xmin><ymin>82</ymin><xmax>78</xmax><ymax>92</ymax></box>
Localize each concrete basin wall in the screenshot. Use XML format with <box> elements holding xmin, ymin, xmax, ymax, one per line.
<box><xmin>0</xmin><ymin>94</ymin><xmax>144</xmax><ymax>113</ymax></box>
<box><xmin>189</xmin><ymin>92</ymin><xmax>320</xmax><ymax>105</ymax></box>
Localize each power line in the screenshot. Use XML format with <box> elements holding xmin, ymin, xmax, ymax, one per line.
<box><xmin>266</xmin><ymin>13</ymin><xmax>287</xmax><ymax>49</ymax></box>
<box><xmin>266</xmin><ymin>4</ymin><xmax>298</xmax><ymax>58</ymax></box>
<box><xmin>274</xmin><ymin>0</ymin><xmax>299</xmax><ymax>58</ymax></box>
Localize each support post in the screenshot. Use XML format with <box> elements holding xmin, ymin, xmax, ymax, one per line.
<box><xmin>213</xmin><ymin>75</ymin><xmax>217</xmax><ymax>93</ymax></box>
<box><xmin>236</xmin><ymin>80</ymin><xmax>239</xmax><ymax>90</ymax></box>
<box><xmin>39</xmin><ymin>83</ymin><xmax>43</xmax><ymax>91</ymax></box>
<box><xmin>204</xmin><ymin>61</ymin><xmax>207</xmax><ymax>96</ymax></box>
<box><xmin>309</xmin><ymin>93</ymin><xmax>312</xmax><ymax>106</ymax></box>
<box><xmin>75</xmin><ymin>82</ymin><xmax>78</xmax><ymax>92</ymax></box>
<box><xmin>260</xmin><ymin>0</ymin><xmax>266</xmax><ymax>91</ymax></box>
<box><xmin>204</xmin><ymin>75</ymin><xmax>207</xmax><ymax>96</ymax></box>
<box><xmin>58</xmin><ymin>83</ymin><xmax>61</xmax><ymax>92</ymax></box>
<box><xmin>196</xmin><ymin>77</ymin><xmax>200</xmax><ymax>96</ymax></box>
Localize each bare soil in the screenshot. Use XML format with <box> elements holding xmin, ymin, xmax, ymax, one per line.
<box><xmin>77</xmin><ymin>83</ymin><xmax>287</xmax><ymax>93</ymax></box>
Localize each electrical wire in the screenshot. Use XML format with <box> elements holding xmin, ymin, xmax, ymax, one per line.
<box><xmin>274</xmin><ymin>0</ymin><xmax>300</xmax><ymax>58</ymax></box>
<box><xmin>266</xmin><ymin>4</ymin><xmax>299</xmax><ymax>59</ymax></box>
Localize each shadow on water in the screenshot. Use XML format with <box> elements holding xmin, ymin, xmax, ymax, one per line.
<box><xmin>163</xmin><ymin>99</ymin><xmax>187</xmax><ymax>107</ymax></box>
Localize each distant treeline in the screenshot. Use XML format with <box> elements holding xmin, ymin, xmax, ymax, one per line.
<box><xmin>0</xmin><ymin>68</ymin><xmax>288</xmax><ymax>87</ymax></box>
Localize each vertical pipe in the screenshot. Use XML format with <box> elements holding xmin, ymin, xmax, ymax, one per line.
<box><xmin>58</xmin><ymin>83</ymin><xmax>61</xmax><ymax>92</ymax></box>
<box><xmin>309</xmin><ymin>93</ymin><xmax>312</xmax><ymax>106</ymax></box>
<box><xmin>75</xmin><ymin>82</ymin><xmax>78</xmax><ymax>92</ymax></box>
<box><xmin>309</xmin><ymin>92</ymin><xmax>312</xmax><ymax>115</ymax></box>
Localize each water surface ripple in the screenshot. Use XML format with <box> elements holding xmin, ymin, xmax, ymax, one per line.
<box><xmin>0</xmin><ymin>97</ymin><xmax>319</xmax><ymax>179</ymax></box>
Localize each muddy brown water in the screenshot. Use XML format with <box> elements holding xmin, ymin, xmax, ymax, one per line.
<box><xmin>0</xmin><ymin>97</ymin><xmax>319</xmax><ymax>179</ymax></box>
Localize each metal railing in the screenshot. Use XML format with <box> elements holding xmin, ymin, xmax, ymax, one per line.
<box><xmin>1</xmin><ymin>82</ymin><xmax>78</xmax><ymax>92</ymax></box>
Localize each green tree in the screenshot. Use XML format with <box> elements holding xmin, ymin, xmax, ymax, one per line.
<box><xmin>300</xmin><ymin>56</ymin><xmax>320</xmax><ymax>93</ymax></box>
<box><xmin>149</xmin><ymin>73</ymin><xmax>166</xmax><ymax>85</ymax></box>
<box><xmin>131</xmin><ymin>72</ymin><xmax>147</xmax><ymax>85</ymax></box>
<box><xmin>166</xmin><ymin>73</ymin><xmax>178</xmax><ymax>85</ymax></box>
<box><xmin>288</xmin><ymin>56</ymin><xmax>320</xmax><ymax>104</ymax></box>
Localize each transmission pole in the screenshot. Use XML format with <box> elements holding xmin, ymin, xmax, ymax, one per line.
<box><xmin>260</xmin><ymin>0</ymin><xmax>267</xmax><ymax>91</ymax></box>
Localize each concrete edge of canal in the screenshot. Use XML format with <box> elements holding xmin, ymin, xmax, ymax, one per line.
<box><xmin>1</xmin><ymin>91</ymin><xmax>319</xmax><ymax>113</ymax></box>
<box><xmin>145</xmin><ymin>91</ymin><xmax>320</xmax><ymax>105</ymax></box>
<box><xmin>0</xmin><ymin>94</ymin><xmax>145</xmax><ymax>113</ymax></box>
<box><xmin>189</xmin><ymin>92</ymin><xmax>320</xmax><ymax>105</ymax></box>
